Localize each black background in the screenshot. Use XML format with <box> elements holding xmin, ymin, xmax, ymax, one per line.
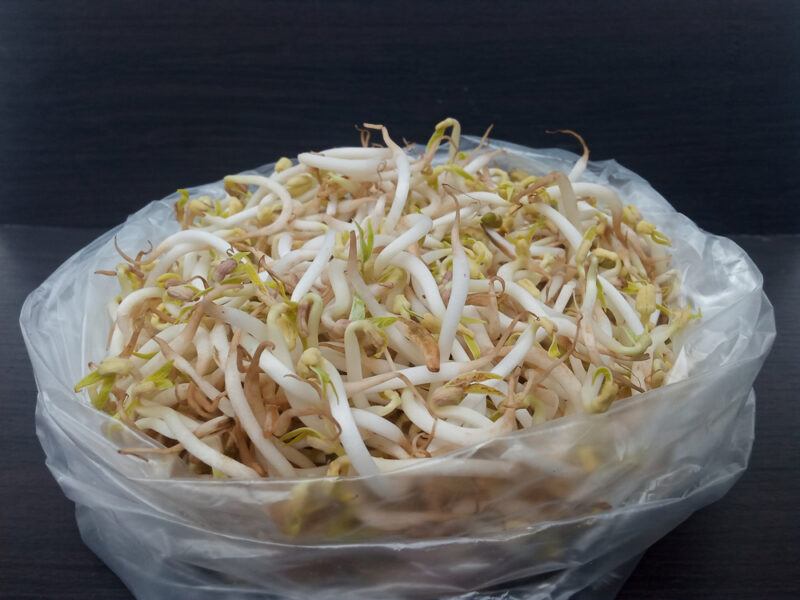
<box><xmin>1</xmin><ymin>2</ymin><xmax>798</xmax><ymax>600</ymax></box>
<box><xmin>1</xmin><ymin>1</ymin><xmax>798</xmax><ymax>234</ymax></box>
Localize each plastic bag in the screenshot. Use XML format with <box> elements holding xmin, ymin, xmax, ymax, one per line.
<box><xmin>21</xmin><ymin>137</ymin><xmax>775</xmax><ymax>600</ymax></box>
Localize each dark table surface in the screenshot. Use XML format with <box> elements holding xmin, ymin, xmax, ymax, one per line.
<box><xmin>0</xmin><ymin>225</ymin><xmax>797</xmax><ymax>599</ymax></box>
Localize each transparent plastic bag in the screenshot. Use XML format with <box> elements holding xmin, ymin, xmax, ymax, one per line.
<box><xmin>21</xmin><ymin>138</ymin><xmax>775</xmax><ymax>599</ymax></box>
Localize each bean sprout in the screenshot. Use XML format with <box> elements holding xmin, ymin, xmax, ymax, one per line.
<box><xmin>77</xmin><ymin>119</ymin><xmax>694</xmax><ymax>484</ymax></box>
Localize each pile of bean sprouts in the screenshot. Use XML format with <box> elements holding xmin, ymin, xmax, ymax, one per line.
<box><xmin>77</xmin><ymin>119</ymin><xmax>696</xmax><ymax>482</ymax></box>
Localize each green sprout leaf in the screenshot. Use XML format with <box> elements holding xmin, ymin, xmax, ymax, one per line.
<box><xmin>548</xmin><ymin>336</ymin><xmax>561</xmax><ymax>358</ymax></box>
<box><xmin>176</xmin><ymin>188</ymin><xmax>190</xmax><ymax>210</ymax></box>
<box><xmin>367</xmin><ymin>316</ymin><xmax>398</xmax><ymax>329</ymax></box>
<box><xmin>143</xmin><ymin>360</ymin><xmax>175</xmax><ymax>390</ymax></box>
<box><xmin>280</xmin><ymin>427</ymin><xmax>324</xmax><ymax>444</ymax></box>
<box><xmin>592</xmin><ymin>367</ymin><xmax>612</xmax><ymax>384</ymax></box>
<box><xmin>354</xmin><ymin>219</ymin><xmax>375</xmax><ymax>264</ymax></box>
<box><xmin>309</xmin><ymin>365</ymin><xmax>337</xmax><ymax>401</ymax></box>
<box><xmin>462</xmin><ymin>330</ymin><xmax>481</xmax><ymax>359</ymax></box>
<box><xmin>74</xmin><ymin>370</ymin><xmax>104</xmax><ymax>392</ymax></box>
<box><xmin>464</xmin><ymin>383</ymin><xmax>502</xmax><ymax>396</ymax></box>
<box><xmin>349</xmin><ymin>295</ymin><xmax>366</xmax><ymax>321</ymax></box>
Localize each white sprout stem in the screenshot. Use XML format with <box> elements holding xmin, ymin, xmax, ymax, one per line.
<box><xmin>370</xmin><ymin>194</ymin><xmax>387</xmax><ymax>222</ymax></box>
<box><xmin>303</xmin><ymin>293</ymin><xmax>323</xmax><ymax>348</ymax></box>
<box><xmin>373</xmin><ymin>214</ymin><xmax>432</xmax><ymax>273</ymax></box>
<box><xmin>274</xmin><ymin>438</ymin><xmax>317</xmax><ymax>468</ymax></box>
<box><xmin>583</xmin><ymin>259</ymin><xmax>599</xmax><ymax>321</ymax></box>
<box><xmin>147</xmin><ymin>243</ymin><xmax>212</xmax><ymax>284</ymax></box>
<box><xmin>431</xmin><ymin>207</ymin><xmax>475</xmax><ymax>236</ymax></box>
<box><xmin>270</xmin><ymin>161</ymin><xmax>308</xmax><ymax>183</ymax></box>
<box><xmin>364</xmin><ymin>436</ymin><xmax>411</xmax><ymax>460</ymax></box>
<box><xmin>439</xmin><ymin>215</ymin><xmax>469</xmax><ymax>361</ymax></box>
<box><xmin>580</xmin><ymin>365</ymin><xmax>606</xmax><ymax>411</ymax></box>
<box><xmin>390</xmin><ymin>252</ymin><xmax>446</xmax><ymax>316</ymax></box>
<box><xmin>225</xmin><ymin>174</ymin><xmax>294</xmax><ymax>236</ymax></box>
<box><xmin>181</xmin><ymin>251</ymin><xmax>198</xmax><ymax>280</ymax></box>
<box><xmin>461</xmin><ymin>323</ymin><xmax>537</xmax><ymax>408</ymax></box>
<box><xmin>650</xmin><ymin>288</ymin><xmax>662</xmax><ymax>328</ymax></box>
<box><xmin>463</xmin><ymin>306</ymin><xmax>494</xmax><ymax>353</ymax></box>
<box><xmin>522</xmin><ymin>346</ymin><xmax>583</xmax><ymax>405</ymax></box>
<box><xmin>152</xmin><ymin>229</ymin><xmax>232</xmax><ymax>259</ymax></box>
<box><xmin>318</xmin><ymin>359</ymin><xmax>381</xmax><ymax>478</ymax></box>
<box><xmin>532</xmin><ymin>203</ymin><xmax>582</xmax><ymax>249</ymax></box>
<box><xmin>556</xmin><ymin>173</ymin><xmax>583</xmax><ymax>232</ymax></box>
<box><xmin>138</xmin><ymin>405</ymin><xmax>259</xmax><ymax>479</ymax></box>
<box><xmin>554</xmin><ymin>280</ymin><xmax>577</xmax><ymax>314</ymax></box>
<box><xmin>455</xmin><ymin>191</ymin><xmax>508</xmax><ymax>206</ymax></box>
<box><xmin>224</xmin><ymin>336</ymin><xmax>295</xmax><ymax>477</ymax></box>
<box><xmin>320</xmin><ymin>146</ymin><xmax>392</xmax><ymax>159</ymax></box>
<box><xmin>109</xmin><ymin>287</ymin><xmax>162</xmax><ymax>354</ymax></box>
<box><xmin>126</xmin><ymin>324</ymin><xmax>184</xmax><ymax>367</ymax></box>
<box><xmin>139</xmin><ymin>310</ymin><xmax>209</xmax><ymax>377</ymax></box>
<box><xmin>380</xmin><ymin>159</ymin><xmax>424</xmax><ymax>181</ymax></box>
<box><xmin>209</xmin><ymin>321</ymin><xmax>230</xmax><ymax>368</ymax></box>
<box><xmin>276</xmin><ymin>233</ymin><xmax>293</xmax><ymax>258</ymax></box>
<box><xmin>528</xmin><ymin>245</ymin><xmax>565</xmax><ymax>257</ymax></box>
<box><xmin>354</xmin><ymin>202</ymin><xmax>371</xmax><ymax>222</ymax></box>
<box><xmin>326</xmin><ymin>197</ymin><xmax>338</xmax><ymax>216</ymax></box>
<box><xmin>319</xmin><ymin>346</ymin><xmax>347</xmax><ymax>371</ymax></box>
<box><xmin>292</xmin><ymin>219</ymin><xmax>327</xmax><ymax>232</ymax></box>
<box><xmin>189</xmin><ymin>252</ymin><xmax>210</xmax><ymax>285</ymax></box>
<box><xmin>135</xmin><ymin>417</ymin><xmax>186</xmax><ymax>440</ymax></box>
<box><xmin>264</xmin><ymin>306</ymin><xmax>298</xmax><ymax>367</ymax></box>
<box><xmin>236</xmin><ymin>335</ymin><xmax>319</xmax><ymax>407</ymax></box>
<box><xmin>532</xmin><ymin>388</ymin><xmax>561</xmax><ymax>424</ymax></box>
<box><xmin>206</xmin><ymin>302</ymin><xmax>271</xmax><ymax>343</ymax></box>
<box><xmin>193</xmin><ymin>326</ymin><xmax>213</xmax><ymax>375</ymax></box>
<box><xmin>360</xmin><ymin>297</ymin><xmax>422</xmax><ymax>364</ymax></box>
<box><xmin>463</xmin><ymin>152</ymin><xmax>500</xmax><ymax>175</ymax></box>
<box><xmin>598</xmin><ymin>275</ymin><xmax>645</xmax><ymax>335</ymax></box>
<box><xmin>351</xmin><ymin>408</ymin><xmax>407</xmax><ymax>445</ymax></box>
<box><xmin>290</xmin><ymin>229</ymin><xmax>335</xmax><ymax>302</ymax></box>
<box><xmin>405</xmin><ymin>288</ymin><xmax>429</xmax><ymax>316</ymax></box>
<box><xmin>204</xmin><ymin>205</ymin><xmax>261</xmax><ymax>229</ymax></box>
<box><xmin>435</xmin><ymin>405</ymin><xmax>494</xmax><ymax>428</ymax></box>
<box><xmin>343</xmin><ymin>323</ymin><xmax>370</xmax><ymax>409</ymax></box>
<box><xmin>325</xmin><ymin>259</ymin><xmax>351</xmax><ymax>318</ymax></box>
<box><xmin>546</xmin><ymin>275</ymin><xmax>564</xmax><ymax>303</ymax></box>
<box><xmin>490</xmin><ymin>323</ymin><xmax>538</xmax><ymax>376</ymax></box>
<box><xmin>270</xmin><ymin>250</ymin><xmax>318</xmax><ymax>275</ymax></box>
<box><xmin>515</xmin><ymin>409</ymin><xmax>533</xmax><ymax>428</ymax></box>
<box><xmin>401</xmin><ymin>389</ymin><xmax>509</xmax><ymax>447</ymax></box>
<box><xmin>151</xmin><ymin>383</ymin><xmax>189</xmax><ymax>407</ymax></box>
<box><xmin>297</xmin><ymin>153</ymin><xmax>387</xmax><ymax>180</ymax></box>
<box><xmin>348</xmin><ymin>360</ymin><xmax>480</xmax><ymax>394</ymax></box>
<box><xmin>347</xmin><ymin>255</ymin><xmax>424</xmax><ymax>364</ymax></box>
<box><xmin>568</xmin><ymin>154</ymin><xmax>588</xmax><ymax>182</ymax></box>
<box><xmin>421</xmin><ymin>248</ymin><xmax>451</xmax><ymax>263</ymax></box>
<box><xmin>382</xmin><ymin>130</ymin><xmax>411</xmax><ymax>232</ymax></box>
<box><xmin>471</xmin><ymin>279</ymin><xmax>577</xmax><ymax>337</ymax></box>
<box><xmin>297</xmin><ymin>230</ymin><xmax>332</xmax><ymax>249</ymax></box>
<box><xmin>550</xmin><ymin>182</ymin><xmax>623</xmax><ymax>217</ymax></box>
<box><xmin>156</xmin><ymin>337</ymin><xmax>222</xmax><ymax>401</ymax></box>
<box><xmin>501</xmin><ymin>284</ymin><xmax>565</xmax><ymax>325</ymax></box>
<box><xmin>237</xmin><ymin>333</ymin><xmax>331</xmax><ymax>437</ymax></box>
<box><xmin>363</xmin><ymin>355</ymin><xmax>411</xmax><ymax>373</ymax></box>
